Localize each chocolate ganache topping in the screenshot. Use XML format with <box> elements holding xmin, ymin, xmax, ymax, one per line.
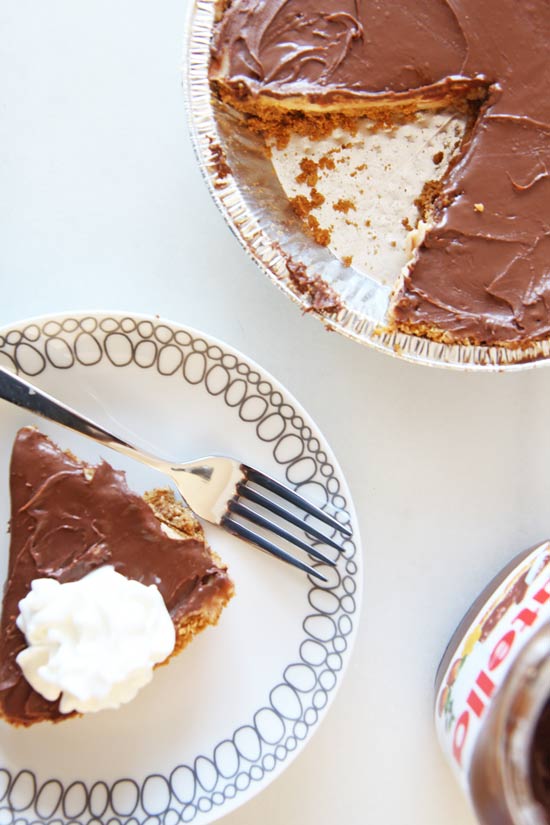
<box><xmin>211</xmin><ymin>1</ymin><xmax>550</xmax><ymax>345</ymax></box>
<box><xmin>0</xmin><ymin>427</ymin><xmax>231</xmax><ymax>725</ymax></box>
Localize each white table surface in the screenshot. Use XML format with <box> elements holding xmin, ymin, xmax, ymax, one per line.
<box><xmin>2</xmin><ymin>3</ymin><xmax>549</xmax><ymax>824</ymax></box>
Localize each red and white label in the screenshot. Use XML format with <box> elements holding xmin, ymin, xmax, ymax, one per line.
<box><xmin>435</xmin><ymin>541</ymin><xmax>550</xmax><ymax>795</ymax></box>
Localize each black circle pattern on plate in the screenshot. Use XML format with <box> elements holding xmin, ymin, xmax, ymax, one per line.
<box><xmin>0</xmin><ymin>316</ymin><xmax>359</xmax><ymax>825</ymax></box>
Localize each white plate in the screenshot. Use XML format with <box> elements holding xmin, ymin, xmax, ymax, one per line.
<box><xmin>0</xmin><ymin>312</ymin><xmax>361</xmax><ymax>825</ymax></box>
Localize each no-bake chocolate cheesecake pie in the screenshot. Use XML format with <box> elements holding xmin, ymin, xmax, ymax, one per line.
<box><xmin>210</xmin><ymin>1</ymin><xmax>550</xmax><ymax>347</ymax></box>
<box><xmin>0</xmin><ymin>427</ymin><xmax>234</xmax><ymax>727</ymax></box>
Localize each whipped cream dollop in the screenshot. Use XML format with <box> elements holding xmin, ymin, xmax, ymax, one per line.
<box><xmin>16</xmin><ymin>566</ymin><xmax>175</xmax><ymax>714</ymax></box>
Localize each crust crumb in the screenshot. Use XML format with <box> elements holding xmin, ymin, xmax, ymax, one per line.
<box><xmin>319</xmin><ymin>155</ymin><xmax>336</xmax><ymax>171</ymax></box>
<box><xmin>207</xmin><ymin>138</ymin><xmax>231</xmax><ymax>181</ymax></box>
<box><xmin>333</xmin><ymin>198</ymin><xmax>356</xmax><ymax>213</ymax></box>
<box><xmin>286</xmin><ymin>261</ymin><xmax>342</xmax><ymax>314</ymax></box>
<box><xmin>289</xmin><ymin>192</ymin><xmax>330</xmax><ymax>245</ymax></box>
<box><xmin>307</xmin><ymin>214</ymin><xmax>331</xmax><ymax>246</ymax></box>
<box><xmin>310</xmin><ymin>188</ymin><xmax>325</xmax><ymax>208</ymax></box>
<box><xmin>414</xmin><ymin>179</ymin><xmax>445</xmax><ymax>219</ymax></box>
<box><xmin>296</xmin><ymin>157</ymin><xmax>319</xmax><ymax>186</ymax></box>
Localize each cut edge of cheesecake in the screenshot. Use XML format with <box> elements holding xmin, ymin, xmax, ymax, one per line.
<box><xmin>209</xmin><ymin>71</ymin><xmax>486</xmax><ymax>155</ymax></box>
<box><xmin>144</xmin><ymin>487</ymin><xmax>235</xmax><ymax>664</ymax></box>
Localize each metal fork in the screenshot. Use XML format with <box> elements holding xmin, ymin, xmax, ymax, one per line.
<box><xmin>0</xmin><ymin>367</ymin><xmax>351</xmax><ymax>582</ymax></box>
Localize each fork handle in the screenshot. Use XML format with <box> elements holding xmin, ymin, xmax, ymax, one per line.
<box><xmin>0</xmin><ymin>366</ymin><xmax>167</xmax><ymax>473</ymax></box>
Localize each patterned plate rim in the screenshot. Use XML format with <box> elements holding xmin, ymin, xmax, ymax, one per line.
<box><xmin>182</xmin><ymin>0</ymin><xmax>550</xmax><ymax>373</ymax></box>
<box><xmin>0</xmin><ymin>310</ymin><xmax>362</xmax><ymax>825</ymax></box>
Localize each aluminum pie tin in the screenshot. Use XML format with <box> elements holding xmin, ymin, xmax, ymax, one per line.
<box><xmin>183</xmin><ymin>0</ymin><xmax>550</xmax><ymax>372</ymax></box>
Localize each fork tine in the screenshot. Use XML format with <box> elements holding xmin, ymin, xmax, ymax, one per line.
<box><xmin>244</xmin><ymin>467</ymin><xmax>352</xmax><ymax>537</ymax></box>
<box><xmin>228</xmin><ymin>501</ymin><xmax>337</xmax><ymax>567</ymax></box>
<box><xmin>221</xmin><ymin>517</ymin><xmax>328</xmax><ymax>582</ymax></box>
<box><xmin>238</xmin><ymin>484</ymin><xmax>346</xmax><ymax>552</ymax></box>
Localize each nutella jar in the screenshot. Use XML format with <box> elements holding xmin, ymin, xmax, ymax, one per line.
<box><xmin>435</xmin><ymin>541</ymin><xmax>550</xmax><ymax>824</ymax></box>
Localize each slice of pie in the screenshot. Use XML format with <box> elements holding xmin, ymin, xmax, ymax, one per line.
<box><xmin>210</xmin><ymin>0</ymin><xmax>550</xmax><ymax>347</ymax></box>
<box><xmin>0</xmin><ymin>427</ymin><xmax>234</xmax><ymax>727</ymax></box>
